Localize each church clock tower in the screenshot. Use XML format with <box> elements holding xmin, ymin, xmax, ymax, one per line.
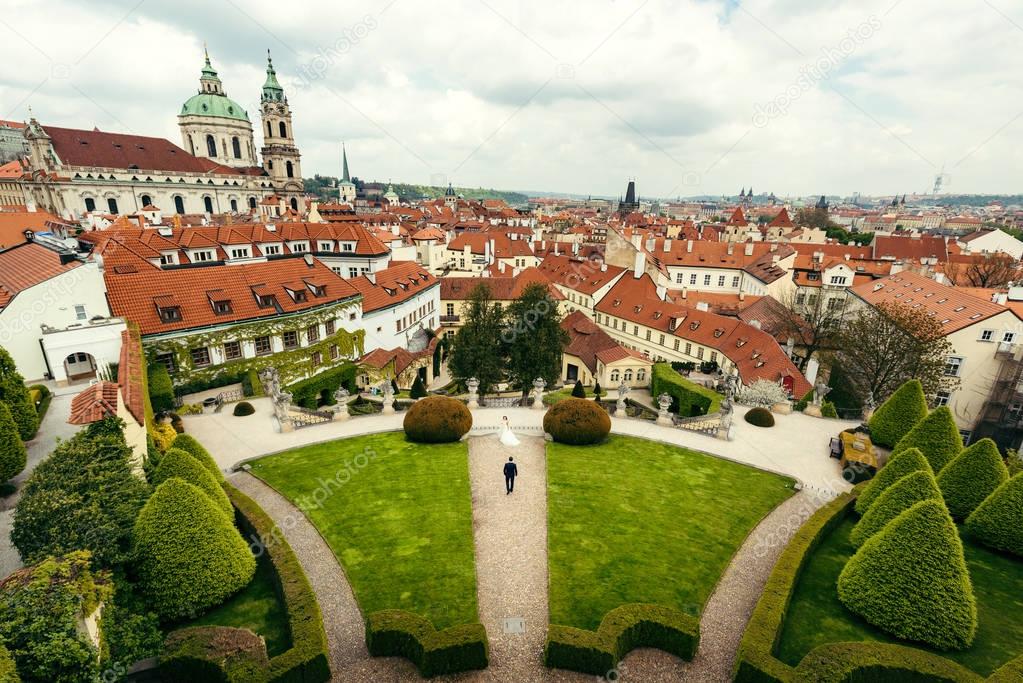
<box><xmin>259</xmin><ymin>51</ymin><xmax>303</xmax><ymax>208</ymax></box>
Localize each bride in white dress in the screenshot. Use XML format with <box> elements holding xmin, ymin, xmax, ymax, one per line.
<box><xmin>499</xmin><ymin>415</ymin><xmax>520</xmax><ymax>447</ymax></box>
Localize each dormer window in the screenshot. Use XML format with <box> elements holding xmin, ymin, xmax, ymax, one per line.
<box><xmin>291</xmin><ymin>242</ymin><xmax>308</xmax><ymax>253</ymax></box>
<box><xmin>751</xmin><ymin>350</ymin><xmax>762</xmax><ymax>359</ymax></box>
<box><xmin>341</xmin><ymin>242</ymin><xmax>355</xmax><ymax>252</ymax></box>
<box><xmin>230</xmin><ymin>247</ymin><xmax>250</xmax><ymax>259</ymax></box>
<box><xmin>736</xmin><ymin>338</ymin><xmax>748</xmax><ymax>348</ymax></box>
<box><xmin>713</xmin><ymin>328</ymin><xmax>724</xmax><ymax>338</ymax></box>
<box><xmin>159</xmin><ymin>306</ymin><xmax>181</xmax><ymax>322</ymax></box>
<box><xmin>612</xmin><ymin>299</ymin><xmax>621</xmax><ymax>307</ymax></box>
<box><xmin>690</xmin><ymin>321</ymin><xmax>700</xmax><ymax>330</ymax></box>
<box><xmin>318</xmin><ymin>241</ymin><xmax>333</xmax><ymax>252</ymax></box>
<box><xmin>213</xmin><ymin>300</ymin><xmax>231</xmax><ymax>314</ymax></box>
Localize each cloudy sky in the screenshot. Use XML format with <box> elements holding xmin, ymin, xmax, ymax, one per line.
<box><xmin>1</xmin><ymin>0</ymin><xmax>1020</xmax><ymax>198</ymax></box>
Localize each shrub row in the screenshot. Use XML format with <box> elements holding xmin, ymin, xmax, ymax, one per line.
<box><xmin>791</xmin><ymin>642</ymin><xmax>981</xmax><ymax>682</ymax></box>
<box><xmin>734</xmin><ymin>492</ymin><xmax>856</xmax><ymax>682</ymax></box>
<box><xmin>147</xmin><ymin>362</ymin><xmax>175</xmax><ymax>414</ymax></box>
<box><xmin>286</xmin><ymin>363</ymin><xmax>358</xmax><ymax>410</ymax></box>
<box><xmin>650</xmin><ymin>363</ymin><xmax>721</xmax><ymax>417</ymax></box>
<box><xmin>160</xmin><ymin>483</ymin><xmax>331</xmax><ymax>682</ymax></box>
<box><xmin>544</xmin><ymin>603</ymin><xmax>699</xmax><ymax>676</ymax></box>
<box><xmin>172</xmin><ymin>369</ymin><xmax>249</xmax><ymax>398</ymax></box>
<box><xmin>365</xmin><ymin>609</ymin><xmax>488</xmax><ymax>677</ymax></box>
<box><xmin>242</xmin><ymin>368</ymin><xmax>264</xmax><ymax>398</ymax></box>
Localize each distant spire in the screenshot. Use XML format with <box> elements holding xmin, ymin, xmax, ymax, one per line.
<box><xmin>261</xmin><ymin>49</ymin><xmax>284</xmax><ymax>102</ymax></box>
<box><xmin>341</xmin><ymin>143</ymin><xmax>351</xmax><ymax>182</ymax></box>
<box><xmin>740</xmin><ymin>187</ymin><xmax>745</xmax><ymax>197</ymax></box>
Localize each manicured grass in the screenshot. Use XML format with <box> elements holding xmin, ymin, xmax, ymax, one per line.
<box><xmin>546</xmin><ymin>435</ymin><xmax>794</xmax><ymax>630</ymax></box>
<box><xmin>249</xmin><ymin>432</ymin><xmax>478</xmax><ymax>629</ymax></box>
<box><xmin>186</xmin><ymin>553</ymin><xmax>291</xmax><ymax>656</ymax></box>
<box><xmin>543</xmin><ymin>387</ymin><xmax>607</xmax><ymax>406</ymax></box>
<box><xmin>776</xmin><ymin>517</ymin><xmax>1023</xmax><ymax>675</ymax></box>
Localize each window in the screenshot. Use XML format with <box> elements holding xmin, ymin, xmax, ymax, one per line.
<box><xmin>673</xmin><ymin>339</ymin><xmax>680</xmax><ymax>351</ymax></box>
<box><xmin>206</xmin><ymin>134</ymin><xmax>217</xmax><ymax>157</ymax></box>
<box><xmin>703</xmin><ymin>274</ymin><xmax>711</xmax><ymax>286</ymax></box>
<box><xmin>318</xmin><ymin>241</ymin><xmax>332</xmax><ymax>252</ymax></box>
<box><xmin>710</xmin><ymin>351</ymin><xmax>718</xmax><ymax>362</ymax></box>
<box><xmin>174</xmin><ymin>196</ymin><xmax>185</xmax><ymax>214</ymax></box>
<box><xmin>624</xmin><ymin>369</ymin><xmax>633</xmax><ymax>382</ymax></box>
<box><xmin>676</xmin><ymin>273</ymin><xmax>684</xmax><ymax>284</ymax></box>
<box><xmin>349</xmin><ymin>268</ymin><xmax>359</xmax><ymax>278</ymax></box>
<box><xmin>689</xmin><ymin>274</ymin><xmax>697</xmax><ymax>285</ymax></box>
<box><xmin>659</xmin><ymin>334</ymin><xmax>665</xmax><ymax>345</ymax></box>
<box><xmin>84</xmin><ymin>197</ymin><xmax>96</xmax><ymax>212</ymax></box>
<box><xmin>254</xmin><ymin>335</ymin><xmax>272</xmax><ymax>355</ymax></box>
<box><xmin>795</xmin><ymin>292</ymin><xmax>806</xmax><ymax>305</ymax></box>
<box><xmin>827</xmin><ymin>297</ymin><xmax>842</xmax><ymax>311</ymax></box>
<box><xmin>190</xmin><ymin>347</ymin><xmax>211</xmax><ymax>367</ymax></box>
<box><xmin>213</xmin><ymin>300</ymin><xmax>231</xmax><ymax>314</ymax></box>
<box><xmin>107</xmin><ymin>197</ymin><xmax>119</xmax><ymax>214</ymax></box>
<box><xmin>264</xmin><ymin>245</ymin><xmax>280</xmax><ymax>255</ymax></box>
<box><xmin>610</xmin><ymin>370</ymin><xmax>620</xmax><ymax>382</ymax></box>
<box><xmin>732</xmin><ymin>276</ymin><xmax>740</xmax><ymax>288</ymax></box>
<box><xmin>286</xmin><ymin>161</ymin><xmax>294</xmax><ymax>178</ymax></box>
<box><xmin>291</xmin><ymin>242</ymin><xmax>307</xmax><ymax>253</ymax></box>
<box><xmin>645</xmin><ymin>330</ymin><xmax>651</xmax><ymax>341</ymax></box>
<box><xmin>232</xmin><ymin>136</ymin><xmax>241</xmax><ymax>159</ymax></box>
<box><xmin>944</xmin><ymin>356</ymin><xmax>964</xmax><ymax>377</ymax></box>
<box><xmin>1003</xmin><ymin>332</ymin><xmax>1016</xmax><ymax>344</ymax></box>
<box><xmin>685</xmin><ymin>342</ymin><xmax>692</xmax><ymax>354</ymax></box>
<box><xmin>697</xmin><ymin>347</ymin><xmax>705</xmax><ymax>359</ymax></box>
<box><xmin>159</xmin><ymin>307</ymin><xmax>181</xmax><ymax>322</ymax></box>
<box><xmin>342</xmin><ymin>242</ymin><xmax>355</xmax><ymax>252</ymax></box>
<box><xmin>267</xmin><ymin>121</ymin><xmax>273</xmax><ymax>138</ymax></box>
<box><xmin>935</xmin><ymin>390</ymin><xmax>951</xmax><ymax>407</ymax></box>
<box><xmin>279</xmin><ymin>121</ymin><xmax>287</xmax><ymax>138</ymax></box>
<box><xmin>325</xmin><ymin>319</ymin><xmax>336</xmax><ymax>335</ymax></box>
<box><xmin>307</xmin><ymin>324</ymin><xmax>320</xmax><ymax>343</ymax></box>
<box><xmin>637</xmin><ymin>369</ymin><xmax>646</xmax><ymax>381</ymax></box>
<box><xmin>223</xmin><ymin>340</ymin><xmax>241</xmax><ymax>360</ymax></box>
<box><xmin>446</xmin><ymin>303</ymin><xmax>455</xmax><ymax>316</ymax></box>
<box><xmin>329</xmin><ymin>344</ymin><xmax>340</xmax><ymax>360</ymax></box>
<box><xmin>203</xmin><ymin>196</ymin><xmax>213</xmax><ymax>213</ymax></box>
<box><xmin>311</xmin><ymin>351</ymin><xmax>322</xmax><ymax>367</ymax></box>
<box><xmin>249</xmin><ymin>196</ymin><xmax>257</xmax><ymax>209</ymax></box>
<box><xmin>230</xmin><ymin>248</ymin><xmax>249</xmax><ymax>259</ymax></box>
<box><xmin>74</xmin><ymin>304</ymin><xmax>87</xmax><ymax>320</ymax></box>
<box><xmin>230</xmin><ymin>198</ymin><xmax>238</xmax><ymax>212</ymax></box>
<box><xmin>829</xmin><ymin>275</ymin><xmax>848</xmax><ymax>285</ymax></box>
<box><xmin>633</xmin><ymin>325</ymin><xmax>639</xmax><ymax>335</ymax></box>
<box><xmin>980</xmin><ymin>329</ymin><xmax>994</xmax><ymax>342</ymax></box>
<box><xmin>283</xmin><ymin>330</ymin><xmax>298</xmax><ymax>349</ymax></box>
<box><xmin>193</xmin><ymin>250</ymin><xmax>212</xmax><ymax>262</ymax></box>
<box><xmin>717</xmin><ymin>275</ymin><xmax>726</xmax><ymax>287</ymax></box>
<box><xmin>140</xmin><ymin>194</ymin><xmax>152</xmax><ymax>207</ymax></box>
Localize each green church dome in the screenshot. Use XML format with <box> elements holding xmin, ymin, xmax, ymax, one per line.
<box><xmin>180</xmin><ymin>92</ymin><xmax>250</xmax><ymax>122</ymax></box>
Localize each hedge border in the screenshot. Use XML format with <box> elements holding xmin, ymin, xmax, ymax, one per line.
<box><xmin>734</xmin><ymin>487</ymin><xmax>1023</xmax><ymax>683</ymax></box>
<box><xmin>543</xmin><ymin>603</ymin><xmax>699</xmax><ymax>676</ymax></box>
<box><xmin>365</xmin><ymin>609</ymin><xmax>488</xmax><ymax>677</ymax></box>
<box><xmin>650</xmin><ymin>363</ymin><xmax>723</xmax><ymax>416</ymax></box>
<box><xmin>160</xmin><ymin>483</ymin><xmax>330</xmax><ymax>682</ymax></box>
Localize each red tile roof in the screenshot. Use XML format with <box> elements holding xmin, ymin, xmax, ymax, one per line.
<box><xmin>726</xmin><ymin>207</ymin><xmax>749</xmax><ymax>226</ymax></box>
<box><xmin>0</xmin><ymin>242</ymin><xmax>81</xmax><ymax>309</ymax></box>
<box><xmin>351</xmin><ymin>262</ymin><xmax>438</xmax><ymax>313</ymax></box>
<box><xmin>0</xmin><ymin>208</ymin><xmax>66</xmax><ymax>250</ymax></box>
<box><xmin>535</xmin><ymin>254</ymin><xmax>626</xmax><ymax>295</ymax></box>
<box><xmin>68</xmin><ymin>382</ymin><xmax>119</xmax><ymax>425</ymax></box>
<box><xmin>439</xmin><ymin>268</ymin><xmax>563</xmax><ymax>301</ymax></box>
<box><xmin>872</xmin><ymin>234</ymin><xmax>948</xmax><ymax>262</ymax></box>
<box><xmin>103</xmin><ymin>254</ymin><xmax>360</xmax><ymax>335</ymax></box>
<box><xmin>118</xmin><ymin>328</ymin><xmax>145</xmax><ymax>427</ymax></box>
<box><xmin>562</xmin><ymin>310</ymin><xmax>649</xmax><ymax>373</ymax></box>
<box><xmin>768</xmin><ymin>207</ymin><xmax>794</xmax><ymax>228</ymax></box>
<box><xmin>448</xmin><ymin>232</ymin><xmax>534</xmax><ymax>258</ymax></box>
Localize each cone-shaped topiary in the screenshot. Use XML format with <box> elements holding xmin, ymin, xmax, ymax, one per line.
<box><xmin>855</xmin><ymin>447</ymin><xmax>931</xmax><ymax>515</ymax></box>
<box><xmin>151</xmin><ymin>448</ymin><xmax>232</xmax><ymax>517</ymax></box>
<box><xmin>410</xmin><ymin>375</ymin><xmax>427</xmax><ymax>399</ymax></box>
<box><xmin>0</xmin><ymin>402</ymin><xmax>26</xmax><ymax>483</ymax></box>
<box><xmin>868</xmin><ymin>379</ymin><xmax>928</xmax><ymax>448</ymax></box>
<box><xmin>867</xmin><ymin>378</ymin><xmax>932</xmax><ymax>447</ymax></box>
<box><xmin>170</xmin><ymin>434</ymin><xmax>224</xmax><ymax>483</ymax></box>
<box><xmin>838</xmin><ymin>499</ymin><xmax>977</xmax><ymax>650</ymax></box>
<box><xmin>850</xmin><ymin>470</ymin><xmax>942</xmax><ymax>547</ymax></box>
<box><xmin>0</xmin><ymin>348</ymin><xmax>38</xmax><ymax>441</ymax></box>
<box><xmin>937</xmin><ymin>438</ymin><xmax>1009</xmax><ymax>520</ymax></box>
<box><xmin>571</xmin><ymin>380</ymin><xmax>586</xmax><ymax>398</ymax></box>
<box><xmin>544</xmin><ymin>398</ymin><xmax>611</xmax><ymax>445</ymax></box>
<box><xmin>133</xmin><ymin>479</ymin><xmax>255</xmax><ymax>620</ymax></box>
<box><xmin>403</xmin><ymin>395</ymin><xmax>472</xmax><ymax>443</ymax></box>
<box><xmin>593</xmin><ymin>381</ymin><xmax>603</xmax><ymax>397</ymax></box>
<box><xmin>891</xmin><ymin>406</ymin><xmax>962</xmax><ymax>473</ymax></box>
<box><xmin>965</xmin><ymin>473</ymin><xmax>1023</xmax><ymax>557</ymax></box>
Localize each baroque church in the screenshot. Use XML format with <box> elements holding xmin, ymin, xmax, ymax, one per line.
<box><xmin>18</xmin><ymin>50</ymin><xmax>303</xmax><ymax>219</ymax></box>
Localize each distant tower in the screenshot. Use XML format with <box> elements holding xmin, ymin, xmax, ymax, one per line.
<box><xmin>617</xmin><ymin>179</ymin><xmax>639</xmax><ymax>216</ymax></box>
<box><xmin>444</xmin><ymin>182</ymin><xmax>457</xmax><ymax>209</ymax></box>
<box><xmin>23</xmin><ymin>114</ymin><xmax>55</xmax><ymax>172</ymax></box>
<box><xmin>260</xmin><ymin>50</ymin><xmax>303</xmax><ymax>207</ymax></box>
<box><xmin>338</xmin><ymin>143</ymin><xmax>356</xmax><ymax>204</ymax></box>
<box><xmin>178</xmin><ymin>48</ymin><xmax>256</xmax><ymax>168</ymax></box>
<box><xmin>383</xmin><ymin>182</ymin><xmax>399</xmax><ymax>205</ymax></box>
<box><xmin>815</xmin><ymin>195</ymin><xmax>829</xmax><ymax>211</ymax></box>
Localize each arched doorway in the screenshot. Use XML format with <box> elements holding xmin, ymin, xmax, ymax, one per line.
<box><xmin>64</xmin><ymin>352</ymin><xmax>97</xmax><ymax>382</ymax></box>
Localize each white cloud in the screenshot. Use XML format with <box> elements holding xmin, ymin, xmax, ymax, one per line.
<box><xmin>0</xmin><ymin>0</ymin><xmax>1020</xmax><ymax>197</ymax></box>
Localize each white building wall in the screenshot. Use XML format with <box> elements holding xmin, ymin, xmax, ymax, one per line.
<box><xmin>361</xmin><ymin>284</ymin><xmax>441</xmax><ymax>352</ymax></box>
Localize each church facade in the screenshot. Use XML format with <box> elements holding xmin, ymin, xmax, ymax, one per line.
<box><xmin>18</xmin><ymin>51</ymin><xmax>304</xmax><ymax>219</ymax></box>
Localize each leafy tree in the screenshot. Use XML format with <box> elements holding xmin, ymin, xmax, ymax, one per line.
<box><xmin>0</xmin><ymin>402</ymin><xmax>27</xmax><ymax>483</ymax></box>
<box><xmin>571</xmin><ymin>380</ymin><xmax>586</xmax><ymax>398</ymax></box>
<box><xmin>133</xmin><ymin>479</ymin><xmax>255</xmax><ymax>620</ymax></box>
<box><xmin>410</xmin><ymin>375</ymin><xmax>427</xmax><ymax>399</ymax></box>
<box><xmin>0</xmin><ymin>347</ymin><xmax>38</xmax><ymax>441</ymax></box>
<box><xmin>12</xmin><ymin>431</ymin><xmax>148</xmax><ymax>568</ymax></box>
<box><xmin>448</xmin><ymin>283</ymin><xmax>507</xmax><ymax>395</ymax></box>
<box><xmin>503</xmin><ymin>282</ymin><xmax>569</xmax><ymax>395</ymax></box>
<box><xmin>943</xmin><ymin>252</ymin><xmax>1021</xmax><ymax>288</ymax></box>
<box><xmin>868</xmin><ymin>379</ymin><xmax>929</xmax><ymax>448</ymax></box>
<box><xmin>838</xmin><ymin>500</ymin><xmax>977</xmax><ymax>650</ymax></box>
<box><xmin>891</xmin><ymin>406</ymin><xmax>962</xmax><ymax>473</ymax></box>
<box><xmin>937</xmin><ymin>438</ymin><xmax>1009</xmax><ymax>520</ymax></box>
<box><xmin>773</xmin><ymin>290</ymin><xmax>846</xmax><ymax>372</ymax></box>
<box><xmin>835</xmin><ymin>301</ymin><xmax>958</xmax><ymax>405</ymax></box>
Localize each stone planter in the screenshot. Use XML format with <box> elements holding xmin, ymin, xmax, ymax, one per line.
<box><xmin>771</xmin><ymin>401</ymin><xmax>792</xmax><ymax>415</ymax></box>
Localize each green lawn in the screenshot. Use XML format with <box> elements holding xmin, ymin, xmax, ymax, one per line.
<box><xmin>249</xmin><ymin>432</ymin><xmax>478</xmax><ymax>629</ymax></box>
<box><xmin>543</xmin><ymin>386</ymin><xmax>607</xmax><ymax>406</ymax></box>
<box><xmin>186</xmin><ymin>553</ymin><xmax>291</xmax><ymax>656</ymax></box>
<box><xmin>546</xmin><ymin>435</ymin><xmax>794</xmax><ymax>630</ymax></box>
<box><xmin>776</xmin><ymin>517</ymin><xmax>1023</xmax><ymax>675</ymax></box>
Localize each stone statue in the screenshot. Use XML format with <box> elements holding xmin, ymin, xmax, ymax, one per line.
<box><xmin>615</xmin><ymin>381</ymin><xmax>629</xmax><ymax>417</ymax></box>
<box><xmin>531</xmin><ymin>377</ymin><xmax>547</xmax><ymax>410</ymax></box>
<box><xmin>333</xmin><ymin>387</ymin><xmax>350</xmax><ymax>421</ymax></box>
<box><xmin>381</xmin><ymin>380</ymin><xmax>395</xmax><ymax>415</ymax></box>
<box><xmin>813</xmin><ymin>378</ymin><xmax>832</xmax><ymax>406</ymax></box>
<box><xmin>466</xmin><ymin>377</ymin><xmax>480</xmax><ymax>409</ymax></box>
<box><xmin>656</xmin><ymin>392</ymin><xmax>673</xmax><ymax>426</ymax></box>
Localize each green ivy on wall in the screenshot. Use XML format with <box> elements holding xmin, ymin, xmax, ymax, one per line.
<box><xmin>142</xmin><ymin>301</ymin><xmax>367</xmax><ymax>386</ymax></box>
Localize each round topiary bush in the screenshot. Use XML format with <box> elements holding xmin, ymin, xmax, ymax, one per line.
<box><xmin>151</xmin><ymin>448</ymin><xmax>233</xmax><ymax>517</ymax></box>
<box><xmin>937</xmin><ymin>438</ymin><xmax>1009</xmax><ymax>520</ymax></box>
<box><xmin>744</xmin><ymin>407</ymin><xmax>775</xmax><ymax>428</ymax></box>
<box><xmin>965</xmin><ymin>472</ymin><xmax>1023</xmax><ymax>557</ymax></box>
<box><xmin>403</xmin><ymin>396</ymin><xmax>472</xmax><ymax>443</ymax></box>
<box><xmin>133</xmin><ymin>478</ymin><xmax>255</xmax><ymax>620</ymax></box>
<box><xmin>850</xmin><ymin>470</ymin><xmax>943</xmax><ymax>547</ymax></box>
<box><xmin>233</xmin><ymin>401</ymin><xmax>255</xmax><ymax>417</ymax></box>
<box><xmin>170</xmin><ymin>434</ymin><xmax>224</xmax><ymax>483</ymax></box>
<box><xmin>543</xmin><ymin>398</ymin><xmax>611</xmax><ymax>445</ymax></box>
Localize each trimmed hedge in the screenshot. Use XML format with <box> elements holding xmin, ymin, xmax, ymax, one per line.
<box><xmin>937</xmin><ymin>438</ymin><xmax>1009</xmax><ymax>520</ymax></box>
<box><xmin>650</xmin><ymin>363</ymin><xmax>722</xmax><ymax>416</ymax></box>
<box><xmin>133</xmin><ymin>479</ymin><xmax>255</xmax><ymax>620</ymax></box>
<box><xmin>791</xmin><ymin>642</ymin><xmax>981</xmax><ymax>682</ymax></box>
<box><xmin>734</xmin><ymin>492</ymin><xmax>855</xmax><ymax>683</ymax></box>
<box><xmin>854</xmin><ymin>447</ymin><xmax>931</xmax><ymax>515</ymax></box>
<box><xmin>0</xmin><ymin>402</ymin><xmax>26</xmax><ymax>483</ymax></box>
<box><xmin>161</xmin><ymin>626</ymin><xmax>268</xmax><ymax>681</ymax></box>
<box><xmin>850</xmin><ymin>470</ymin><xmax>942</xmax><ymax>547</ymax></box>
<box><xmin>171</xmin><ymin>434</ymin><xmax>225</xmax><ymax>483</ymax></box>
<box><xmin>242</xmin><ymin>368</ymin><xmax>263</xmax><ymax>398</ymax></box>
<box><xmin>745</xmin><ymin>407</ymin><xmax>775</xmax><ymax>428</ymax></box>
<box><xmin>544</xmin><ymin>603</ymin><xmax>699</xmax><ymax>675</ymax></box>
<box><xmin>286</xmin><ymin>363</ymin><xmax>357</xmax><ymax>409</ymax></box>
<box><xmin>990</xmin><ymin>654</ymin><xmax>1023</xmax><ymax>682</ymax></box>
<box><xmin>148</xmin><ymin>362</ymin><xmax>175</xmax><ymax>413</ymax></box>
<box><xmin>366</xmin><ymin>609</ymin><xmax>488</xmax><ymax>677</ymax></box>
<box><xmin>543</xmin><ymin>398</ymin><xmax>611</xmax><ymax>445</ymax></box>
<box><xmin>410</xmin><ymin>375</ymin><xmax>427</xmax><ymax>399</ymax></box>
<box><xmin>891</xmin><ymin>406</ymin><xmax>962</xmax><ymax>473</ymax></box>
<box><xmin>838</xmin><ymin>499</ymin><xmax>977</xmax><ymax>650</ymax></box>
<box><xmin>868</xmin><ymin>379</ymin><xmax>928</xmax><ymax>448</ymax></box>
<box><xmin>152</xmin><ymin>448</ymin><xmax>233</xmax><ymax>517</ymax></box>
<box><xmin>403</xmin><ymin>396</ymin><xmax>472</xmax><ymax>443</ymax></box>
<box><xmin>965</xmin><ymin>472</ymin><xmax>1023</xmax><ymax>557</ymax></box>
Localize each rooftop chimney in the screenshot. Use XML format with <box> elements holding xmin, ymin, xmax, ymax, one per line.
<box><xmin>687</xmin><ymin>240</ymin><xmax>694</xmax><ymax>253</ymax></box>
<box><xmin>696</xmin><ymin>302</ymin><xmax>709</xmax><ymax>312</ymax></box>
<box><xmin>656</xmin><ymin>284</ymin><xmax>667</xmax><ymax>300</ymax></box>
<box><xmin>600</xmin><ymin>263</ymin><xmax>607</xmax><ymax>272</ymax></box>
<box><xmin>663</xmin><ymin>238</ymin><xmax>672</xmax><ymax>252</ymax></box>
<box><xmin>749</xmin><ymin>319</ymin><xmax>761</xmax><ymax>329</ymax></box>
<box><xmin>681</xmin><ymin>287</ymin><xmax>688</xmax><ymax>299</ymax></box>
<box><xmin>744</xmin><ymin>242</ymin><xmax>754</xmax><ymax>256</ymax></box>
<box><xmin>365</xmin><ymin>271</ymin><xmax>376</xmax><ymax>285</ymax></box>
<box><xmin>633</xmin><ymin>251</ymin><xmax>646</xmax><ymax>279</ymax></box>
<box><xmin>646</xmin><ymin>237</ymin><xmax>656</xmax><ymax>252</ymax></box>
<box><xmin>727</xmin><ymin>242</ymin><xmax>734</xmax><ymax>255</ymax></box>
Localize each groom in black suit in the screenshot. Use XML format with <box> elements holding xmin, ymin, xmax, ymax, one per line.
<box><xmin>503</xmin><ymin>457</ymin><xmax>518</xmax><ymax>495</ymax></box>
